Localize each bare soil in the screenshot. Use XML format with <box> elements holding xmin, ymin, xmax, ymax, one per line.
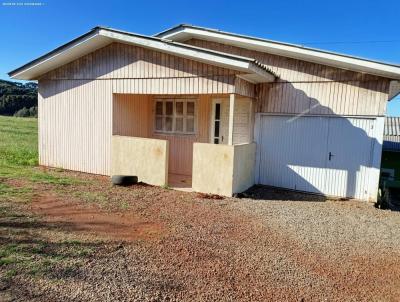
<box><xmin>29</xmin><ymin>193</ymin><xmax>164</xmax><ymax>242</ymax></box>
<box><xmin>1</xmin><ymin>170</ymin><xmax>400</xmax><ymax>301</ymax></box>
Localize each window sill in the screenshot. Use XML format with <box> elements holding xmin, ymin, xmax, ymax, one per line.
<box><xmin>153</xmin><ymin>131</ymin><xmax>196</xmax><ymax>137</ymax></box>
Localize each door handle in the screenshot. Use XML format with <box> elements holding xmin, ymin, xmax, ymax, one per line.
<box><xmin>329</xmin><ymin>152</ymin><xmax>334</xmax><ymax>161</ymax></box>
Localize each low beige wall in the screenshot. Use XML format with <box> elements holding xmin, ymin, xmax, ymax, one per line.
<box><xmin>232</xmin><ymin>143</ymin><xmax>256</xmax><ymax>193</ymax></box>
<box><xmin>111</xmin><ymin>136</ymin><xmax>168</xmax><ymax>186</ymax></box>
<box><xmin>192</xmin><ymin>143</ymin><xmax>256</xmax><ymax>196</ymax></box>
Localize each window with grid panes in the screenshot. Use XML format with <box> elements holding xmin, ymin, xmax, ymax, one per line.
<box><xmin>154</xmin><ymin>98</ymin><xmax>196</xmax><ymax>134</ymax></box>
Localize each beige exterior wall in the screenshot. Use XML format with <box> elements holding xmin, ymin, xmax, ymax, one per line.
<box><xmin>38</xmin><ymin>41</ymin><xmax>255</xmax><ymax>176</ymax></box>
<box><xmin>38</xmin><ymin>79</ymin><xmax>113</xmax><ymax>175</ymax></box>
<box><xmin>233</xmin><ymin>97</ymin><xmax>253</xmax><ymax>144</ymax></box>
<box><xmin>192</xmin><ymin>142</ymin><xmax>256</xmax><ymax>196</ymax></box>
<box><xmin>113</xmin><ymin>94</ymin><xmax>152</xmax><ymax>137</ymax></box>
<box><xmin>211</xmin><ymin>96</ymin><xmax>254</xmax><ymax>145</ymax></box>
<box><xmin>113</xmin><ymin>94</ymin><xmax>214</xmax><ymax>176</ymax></box>
<box><xmin>186</xmin><ymin>39</ymin><xmax>391</xmax><ymax>116</ymax></box>
<box><xmin>232</xmin><ymin>143</ymin><xmax>256</xmax><ymax>193</ymax></box>
<box><xmin>111</xmin><ymin>135</ymin><xmax>168</xmax><ymax>186</ymax></box>
<box><xmin>40</xmin><ymin>43</ymin><xmax>254</xmax><ymax>98</ymax></box>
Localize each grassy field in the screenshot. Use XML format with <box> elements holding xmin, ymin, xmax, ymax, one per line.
<box><xmin>0</xmin><ymin>116</ymin><xmax>97</xmax><ymax>289</ymax></box>
<box><xmin>0</xmin><ymin>116</ymin><xmax>80</xmax><ymax>199</ymax></box>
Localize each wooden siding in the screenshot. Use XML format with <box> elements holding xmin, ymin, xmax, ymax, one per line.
<box><xmin>38</xmin><ymin>42</ymin><xmax>257</xmax><ymax>176</ymax></box>
<box><xmin>233</xmin><ymin>98</ymin><xmax>253</xmax><ymax>144</ymax></box>
<box><xmin>186</xmin><ymin>39</ymin><xmax>391</xmax><ymax>116</ymax></box>
<box><xmin>113</xmin><ymin>94</ymin><xmax>152</xmax><ymax>137</ymax></box>
<box><xmin>112</xmin><ymin>94</ymin><xmax>213</xmax><ymax>176</ymax></box>
<box><xmin>40</xmin><ymin>43</ymin><xmax>256</xmax><ymax>98</ymax></box>
<box><xmin>38</xmin><ymin>79</ymin><xmax>113</xmax><ymax>175</ymax></box>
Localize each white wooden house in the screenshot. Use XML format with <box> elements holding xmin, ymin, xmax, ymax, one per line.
<box><xmin>9</xmin><ymin>25</ymin><xmax>400</xmax><ymax>200</ymax></box>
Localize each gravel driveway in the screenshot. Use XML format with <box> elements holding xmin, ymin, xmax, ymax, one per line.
<box><xmin>1</xmin><ymin>173</ymin><xmax>400</xmax><ymax>302</ymax></box>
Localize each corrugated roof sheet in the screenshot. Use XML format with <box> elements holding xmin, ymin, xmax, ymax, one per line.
<box><xmin>384</xmin><ymin>117</ymin><xmax>400</xmax><ymax>136</ymax></box>
<box><xmin>383</xmin><ymin>117</ymin><xmax>400</xmax><ymax>151</ymax></box>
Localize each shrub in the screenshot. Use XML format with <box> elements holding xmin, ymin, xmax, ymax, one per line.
<box><xmin>13</xmin><ymin>106</ymin><xmax>37</xmax><ymax>118</ymax></box>
<box><xmin>14</xmin><ymin>107</ymin><xmax>30</xmax><ymax>117</ymax></box>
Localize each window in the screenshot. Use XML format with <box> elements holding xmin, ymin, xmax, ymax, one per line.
<box><xmin>213</xmin><ymin>102</ymin><xmax>221</xmax><ymax>144</ymax></box>
<box><xmin>154</xmin><ymin>98</ymin><xmax>196</xmax><ymax>134</ymax></box>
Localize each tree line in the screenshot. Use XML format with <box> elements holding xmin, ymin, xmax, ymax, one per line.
<box><xmin>0</xmin><ymin>79</ymin><xmax>38</xmax><ymax>117</ymax></box>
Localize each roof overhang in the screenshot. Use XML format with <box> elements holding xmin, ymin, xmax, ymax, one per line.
<box><xmin>156</xmin><ymin>25</ymin><xmax>400</xmax><ymax>80</ymax></box>
<box><xmin>8</xmin><ymin>27</ymin><xmax>276</xmax><ymax>83</ymax></box>
<box><xmin>389</xmin><ymin>80</ymin><xmax>400</xmax><ymax>101</ymax></box>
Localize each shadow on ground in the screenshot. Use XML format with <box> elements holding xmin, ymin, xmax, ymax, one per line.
<box><xmin>239</xmin><ymin>185</ymin><xmax>334</xmax><ymax>202</ymax></box>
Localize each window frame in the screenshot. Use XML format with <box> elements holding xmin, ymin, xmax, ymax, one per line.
<box><xmin>154</xmin><ymin>97</ymin><xmax>197</xmax><ymax>135</ymax></box>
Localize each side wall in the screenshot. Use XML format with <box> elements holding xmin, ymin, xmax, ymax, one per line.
<box><xmin>38</xmin><ymin>80</ymin><xmax>113</xmax><ymax>175</ymax></box>
<box><xmin>186</xmin><ymin>39</ymin><xmax>391</xmax><ymax>116</ymax></box>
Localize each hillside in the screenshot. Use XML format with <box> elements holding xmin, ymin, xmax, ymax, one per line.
<box><xmin>0</xmin><ymin>79</ymin><xmax>37</xmax><ymax>117</ymax></box>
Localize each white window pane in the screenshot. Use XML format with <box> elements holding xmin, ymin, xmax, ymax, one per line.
<box><xmin>176</xmin><ymin>102</ymin><xmax>183</xmax><ymax>116</ymax></box>
<box><xmin>186</xmin><ymin>118</ymin><xmax>194</xmax><ymax>132</ymax></box>
<box><xmin>165</xmin><ymin>117</ymin><xmax>173</xmax><ymax>131</ymax></box>
<box><xmin>155</xmin><ymin>116</ymin><xmax>163</xmax><ymax>131</ymax></box>
<box><xmin>187</xmin><ymin>102</ymin><xmax>195</xmax><ymax>116</ymax></box>
<box><xmin>175</xmin><ymin>118</ymin><xmax>183</xmax><ymax>132</ymax></box>
<box><xmin>166</xmin><ymin>101</ymin><xmax>173</xmax><ymax>116</ymax></box>
<box><xmin>156</xmin><ymin>102</ymin><xmax>163</xmax><ymax>115</ymax></box>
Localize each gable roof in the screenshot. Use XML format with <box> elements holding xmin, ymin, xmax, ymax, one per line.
<box><xmin>155</xmin><ymin>24</ymin><xmax>400</xmax><ymax>80</ymax></box>
<box><xmin>8</xmin><ymin>26</ymin><xmax>276</xmax><ymax>83</ymax></box>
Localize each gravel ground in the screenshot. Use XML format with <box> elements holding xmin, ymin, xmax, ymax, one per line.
<box><xmin>1</xmin><ymin>171</ymin><xmax>400</xmax><ymax>301</ymax></box>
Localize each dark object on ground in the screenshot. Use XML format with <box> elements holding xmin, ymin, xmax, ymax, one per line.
<box><xmin>233</xmin><ymin>192</ymin><xmax>253</xmax><ymax>198</ymax></box>
<box><xmin>111</xmin><ymin>175</ymin><xmax>138</xmax><ymax>186</ymax></box>
<box><xmin>197</xmin><ymin>192</ymin><xmax>224</xmax><ymax>200</ymax></box>
<box><xmin>377</xmin><ymin>180</ymin><xmax>400</xmax><ymax>211</ymax></box>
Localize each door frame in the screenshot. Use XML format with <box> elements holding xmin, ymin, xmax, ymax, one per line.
<box><xmin>210</xmin><ymin>99</ymin><xmax>223</xmax><ymax>144</ymax></box>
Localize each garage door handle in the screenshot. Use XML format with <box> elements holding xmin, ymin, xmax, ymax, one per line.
<box><xmin>329</xmin><ymin>152</ymin><xmax>334</xmax><ymax>161</ymax></box>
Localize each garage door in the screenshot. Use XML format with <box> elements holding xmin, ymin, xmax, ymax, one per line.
<box><xmin>256</xmin><ymin>115</ymin><xmax>377</xmax><ymax>199</ymax></box>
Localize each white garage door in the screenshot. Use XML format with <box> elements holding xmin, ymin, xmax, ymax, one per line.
<box><xmin>256</xmin><ymin>115</ymin><xmax>378</xmax><ymax>199</ymax></box>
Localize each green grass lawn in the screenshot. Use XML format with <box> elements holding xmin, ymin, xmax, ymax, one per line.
<box><xmin>0</xmin><ymin>116</ymin><xmax>97</xmax><ymax>282</ymax></box>
<box><xmin>0</xmin><ymin>116</ymin><xmax>80</xmax><ymax>201</ymax></box>
<box><xmin>0</xmin><ymin>116</ymin><xmax>38</xmax><ymax>167</ymax></box>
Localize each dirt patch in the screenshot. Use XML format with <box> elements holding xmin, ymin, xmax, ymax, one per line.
<box><xmin>2</xmin><ymin>178</ymin><xmax>31</xmax><ymax>188</ymax></box>
<box><xmin>29</xmin><ymin>193</ymin><xmax>164</xmax><ymax>242</ymax></box>
<box><xmin>2</xmin><ymin>169</ymin><xmax>400</xmax><ymax>301</ymax></box>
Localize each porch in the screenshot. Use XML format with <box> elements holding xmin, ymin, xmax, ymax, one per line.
<box><xmin>111</xmin><ymin>93</ymin><xmax>257</xmax><ymax>196</ymax></box>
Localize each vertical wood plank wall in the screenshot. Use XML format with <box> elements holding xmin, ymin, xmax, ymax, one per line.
<box><xmin>113</xmin><ymin>94</ymin><xmax>152</xmax><ymax>137</ymax></box>
<box><xmin>38</xmin><ymin>80</ymin><xmax>113</xmax><ymax>175</ymax></box>
<box><xmin>38</xmin><ymin>39</ymin><xmax>392</xmax><ymax>178</ymax></box>
<box><xmin>113</xmin><ymin>94</ymin><xmax>212</xmax><ymax>176</ymax></box>
<box><xmin>38</xmin><ymin>43</ymin><xmax>256</xmax><ymax>176</ymax></box>
<box><xmin>233</xmin><ymin>97</ymin><xmax>253</xmax><ymax>144</ymax></box>
<box><xmin>185</xmin><ymin>39</ymin><xmax>390</xmax><ymax>116</ymax></box>
<box><xmin>40</xmin><ymin>43</ymin><xmax>256</xmax><ymax>97</ymax></box>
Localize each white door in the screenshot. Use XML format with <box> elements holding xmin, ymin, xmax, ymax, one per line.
<box><xmin>324</xmin><ymin>118</ymin><xmax>374</xmax><ymax>198</ymax></box>
<box><xmin>256</xmin><ymin>115</ymin><xmax>375</xmax><ymax>199</ymax></box>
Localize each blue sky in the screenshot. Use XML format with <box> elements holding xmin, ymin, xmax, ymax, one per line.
<box><xmin>1</xmin><ymin>0</ymin><xmax>399</xmax><ymax>114</ymax></box>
